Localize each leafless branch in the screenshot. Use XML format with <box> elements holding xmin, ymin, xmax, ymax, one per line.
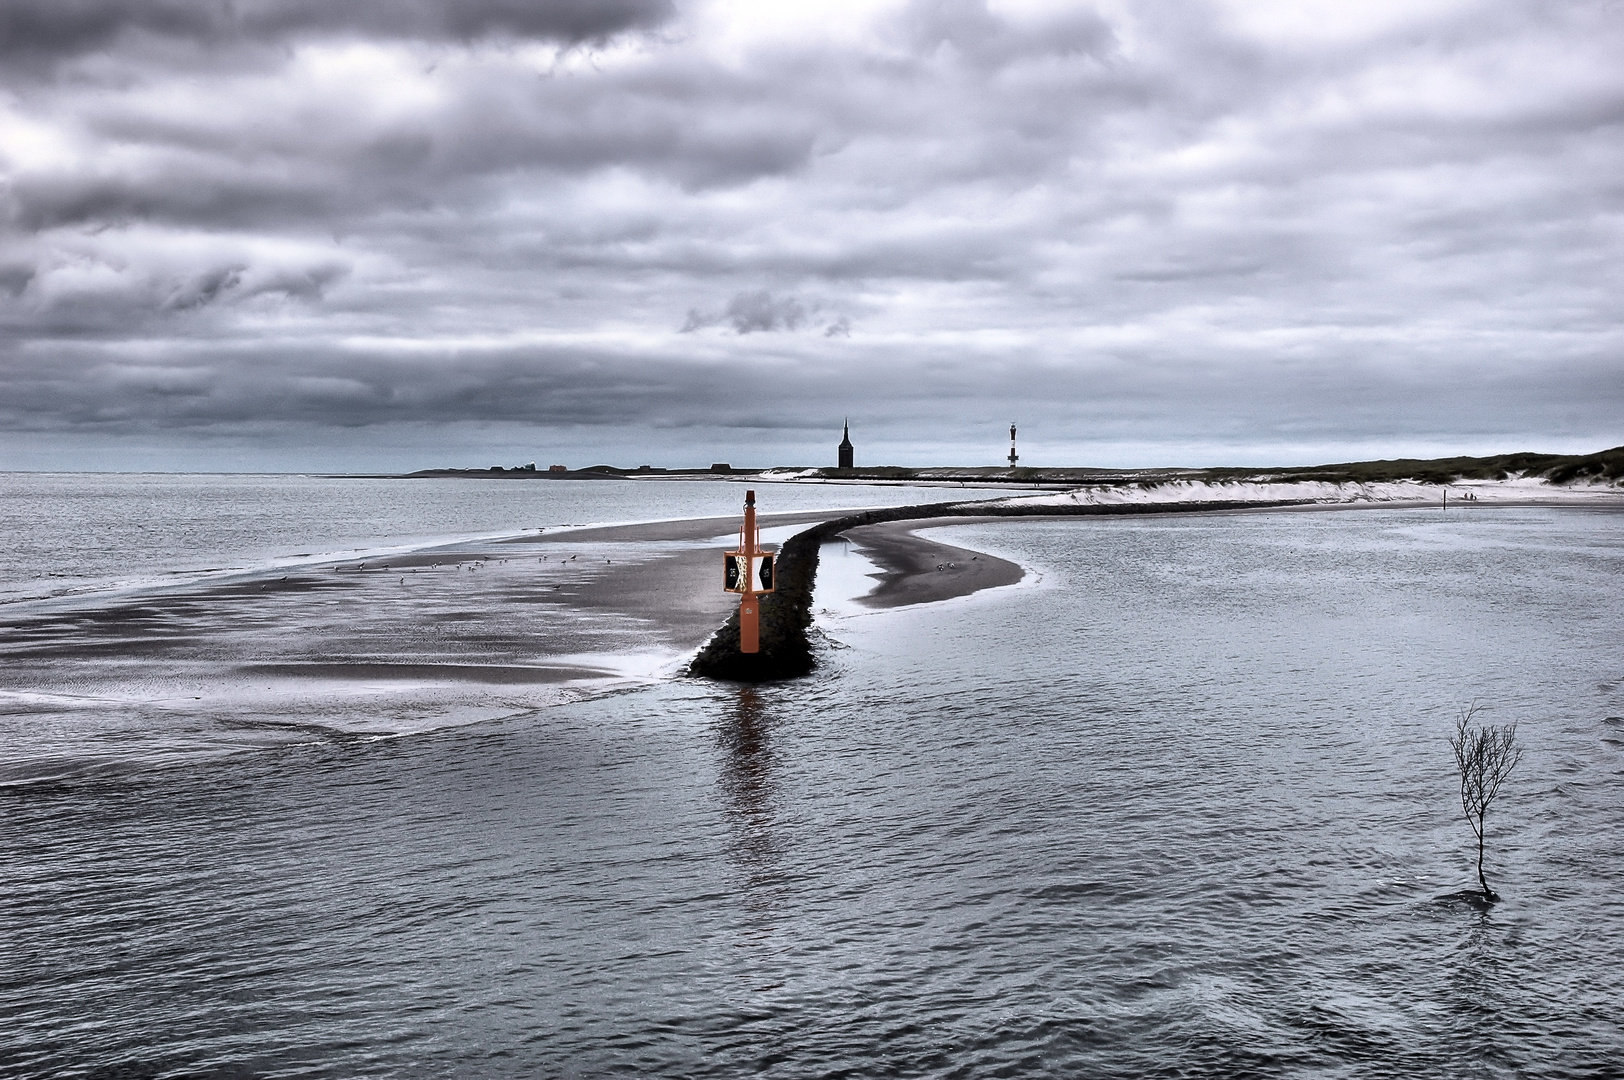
<box><xmin>1448</xmin><ymin>702</ymin><xmax>1523</xmax><ymax>899</ymax></box>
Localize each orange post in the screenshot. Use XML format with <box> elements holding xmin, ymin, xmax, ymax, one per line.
<box><xmin>739</xmin><ymin>490</ymin><xmax>759</xmax><ymax>653</ymax></box>
<box><xmin>721</xmin><ymin>489</ymin><xmax>774</xmax><ymax>654</ymax></box>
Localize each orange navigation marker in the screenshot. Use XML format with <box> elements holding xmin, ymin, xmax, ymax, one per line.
<box><xmin>723</xmin><ymin>489</ymin><xmax>776</xmax><ymax>653</ymax></box>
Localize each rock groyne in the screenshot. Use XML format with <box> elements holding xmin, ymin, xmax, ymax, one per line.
<box><xmin>687</xmin><ymin>497</ymin><xmax>1313</xmax><ymax>682</ymax></box>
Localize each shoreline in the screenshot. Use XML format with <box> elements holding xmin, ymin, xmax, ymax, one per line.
<box><xmin>7</xmin><ymin>489</ymin><xmax>1621</xmax><ymax>782</ymax></box>
<box><xmin>385</xmin><ymin>441</ymin><xmax>1624</xmax><ymax>492</ymax></box>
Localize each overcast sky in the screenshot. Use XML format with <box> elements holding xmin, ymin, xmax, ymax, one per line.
<box><xmin>2</xmin><ymin>0</ymin><xmax>1621</xmax><ymax>471</ymax></box>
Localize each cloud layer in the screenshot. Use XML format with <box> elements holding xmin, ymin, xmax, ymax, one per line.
<box><xmin>2</xmin><ymin>0</ymin><xmax>1621</xmax><ymax>469</ymax></box>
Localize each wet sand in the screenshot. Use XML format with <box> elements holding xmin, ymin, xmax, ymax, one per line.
<box><xmin>32</xmin><ymin>496</ymin><xmax>1557</xmax><ymax>777</ymax></box>
<box><xmin>840</xmin><ymin>518</ymin><xmax>1026</xmax><ymax>607</ymax></box>
<box><xmin>12</xmin><ymin>495</ymin><xmax>1616</xmax><ymax>778</ymax></box>
<box><xmin>0</xmin><ymin>509</ymin><xmax>890</xmax><ymax>781</ymax></box>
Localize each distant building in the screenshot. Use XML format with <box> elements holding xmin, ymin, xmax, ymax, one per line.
<box><xmin>710</xmin><ymin>463</ymin><xmax>732</xmax><ymax>473</ymax></box>
<box><xmin>838</xmin><ymin>420</ymin><xmax>854</xmax><ymax>469</ymax></box>
<box><xmin>548</xmin><ymin>465</ymin><xmax>568</xmax><ymax>473</ymax></box>
<box><xmin>1008</xmin><ymin>424</ymin><xmax>1018</xmax><ymax>467</ymax></box>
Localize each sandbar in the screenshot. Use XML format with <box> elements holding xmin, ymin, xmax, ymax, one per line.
<box><xmin>8</xmin><ymin>489</ymin><xmax>1620</xmax><ymax>778</ymax></box>
<box><xmin>838</xmin><ymin>518</ymin><xmax>1025</xmax><ymax>607</ymax></box>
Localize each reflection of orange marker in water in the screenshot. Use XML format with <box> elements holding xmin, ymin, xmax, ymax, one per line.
<box><xmin>723</xmin><ymin>489</ymin><xmax>776</xmax><ymax>654</ymax></box>
<box><xmin>739</xmin><ymin>597</ymin><xmax>759</xmax><ymax>653</ymax></box>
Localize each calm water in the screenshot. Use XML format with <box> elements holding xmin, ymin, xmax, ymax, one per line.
<box><xmin>4</xmin><ymin>496</ymin><xmax>1623</xmax><ymax>1078</ymax></box>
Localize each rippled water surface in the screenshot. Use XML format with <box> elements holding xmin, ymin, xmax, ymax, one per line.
<box><xmin>4</xmin><ymin>501</ymin><xmax>1623</xmax><ymax>1078</ymax></box>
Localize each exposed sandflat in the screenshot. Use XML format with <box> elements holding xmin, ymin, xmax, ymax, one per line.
<box><xmin>10</xmin><ymin>494</ymin><xmax>1615</xmax><ymax>781</ymax></box>
<box><xmin>841</xmin><ymin>518</ymin><xmax>1025</xmax><ymax>608</ymax></box>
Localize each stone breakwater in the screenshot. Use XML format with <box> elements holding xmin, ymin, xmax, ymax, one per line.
<box><xmin>687</xmin><ymin>497</ymin><xmax>1314</xmax><ymax>682</ymax></box>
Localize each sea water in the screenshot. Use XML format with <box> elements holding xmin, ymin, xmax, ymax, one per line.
<box><xmin>0</xmin><ymin>472</ymin><xmax>968</xmax><ymax>606</ymax></box>
<box><xmin>3</xmin><ymin>491</ymin><xmax>1622</xmax><ymax>1078</ymax></box>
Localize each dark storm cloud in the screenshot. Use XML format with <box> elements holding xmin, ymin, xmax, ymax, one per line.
<box><xmin>0</xmin><ymin>0</ymin><xmax>676</xmax><ymax>62</ymax></box>
<box><xmin>6</xmin><ymin>333</ymin><xmax>1617</xmax><ymax>457</ymax></box>
<box><xmin>683</xmin><ymin>291</ymin><xmax>810</xmax><ymax>334</ymax></box>
<box><xmin>4</xmin><ymin>46</ymin><xmax>822</xmax><ymax>237</ymax></box>
<box><xmin>0</xmin><ymin>340</ymin><xmax>738</xmax><ymax>430</ymax></box>
<box><xmin>9</xmin><ymin>167</ymin><xmax>335</xmax><ymax>233</ymax></box>
<box><xmin>2</xmin><ymin>0</ymin><xmax>1622</xmax><ymax>470</ymax></box>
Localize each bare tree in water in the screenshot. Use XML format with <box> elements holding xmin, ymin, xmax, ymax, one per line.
<box><xmin>1449</xmin><ymin>704</ymin><xmax>1523</xmax><ymax>901</ymax></box>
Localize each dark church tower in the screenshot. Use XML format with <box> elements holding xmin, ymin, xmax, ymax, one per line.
<box><xmin>838</xmin><ymin>420</ymin><xmax>854</xmax><ymax>469</ymax></box>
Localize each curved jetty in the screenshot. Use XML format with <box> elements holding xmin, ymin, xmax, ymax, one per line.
<box><xmin>687</xmin><ymin>496</ymin><xmax>1313</xmax><ymax>683</ymax></box>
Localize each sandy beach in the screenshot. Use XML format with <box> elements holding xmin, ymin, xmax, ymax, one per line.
<box><xmin>973</xmin><ymin>476</ymin><xmax>1624</xmax><ymax>510</ymax></box>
